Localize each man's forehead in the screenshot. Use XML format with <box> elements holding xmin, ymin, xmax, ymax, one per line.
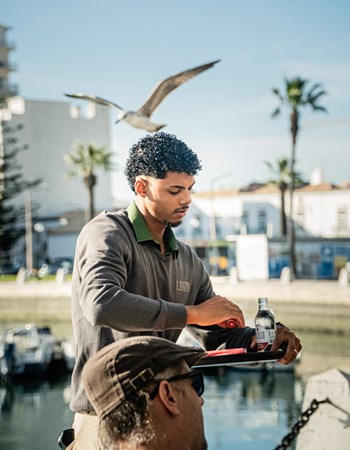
<box><xmin>157</xmin><ymin>172</ymin><xmax>196</xmax><ymax>186</ymax></box>
<box><xmin>137</xmin><ymin>172</ymin><xmax>196</xmax><ymax>187</ymax></box>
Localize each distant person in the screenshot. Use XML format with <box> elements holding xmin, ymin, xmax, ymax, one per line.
<box><xmin>69</xmin><ymin>132</ymin><xmax>301</xmax><ymax>449</ymax></box>
<box><xmin>218</xmin><ymin>255</ymin><xmax>229</xmax><ymax>275</ymax></box>
<box><xmin>82</xmin><ymin>336</ymin><xmax>207</xmax><ymax>450</ymax></box>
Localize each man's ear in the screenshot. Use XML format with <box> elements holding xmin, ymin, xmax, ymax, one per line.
<box><xmin>157</xmin><ymin>381</ymin><xmax>181</xmax><ymax>416</ymax></box>
<box><xmin>135</xmin><ymin>177</ymin><xmax>148</xmax><ymax>197</ymax></box>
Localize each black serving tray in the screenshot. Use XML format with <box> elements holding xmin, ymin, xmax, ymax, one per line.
<box><xmin>193</xmin><ymin>350</ymin><xmax>286</xmax><ymax>368</ymax></box>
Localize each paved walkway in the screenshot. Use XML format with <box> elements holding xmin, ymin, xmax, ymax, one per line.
<box><xmin>0</xmin><ymin>280</ymin><xmax>72</xmax><ymax>299</ymax></box>
<box><xmin>0</xmin><ymin>277</ymin><xmax>349</xmax><ymax>304</ymax></box>
<box><xmin>211</xmin><ymin>277</ymin><xmax>350</xmax><ymax>305</ymax></box>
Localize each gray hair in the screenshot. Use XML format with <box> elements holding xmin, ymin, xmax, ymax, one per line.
<box><xmin>98</xmin><ymin>364</ymin><xmax>184</xmax><ymax>449</ymax></box>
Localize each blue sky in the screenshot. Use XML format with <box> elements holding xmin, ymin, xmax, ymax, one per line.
<box><xmin>3</xmin><ymin>0</ymin><xmax>350</xmax><ymax>201</ymax></box>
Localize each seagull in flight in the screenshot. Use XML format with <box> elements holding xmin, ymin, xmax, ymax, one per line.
<box><xmin>64</xmin><ymin>59</ymin><xmax>220</xmax><ymax>132</ymax></box>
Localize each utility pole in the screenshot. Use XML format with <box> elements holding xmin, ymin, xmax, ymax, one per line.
<box><xmin>24</xmin><ymin>190</ymin><xmax>33</xmax><ymax>274</ymax></box>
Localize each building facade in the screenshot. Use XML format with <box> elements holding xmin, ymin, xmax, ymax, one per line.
<box><xmin>3</xmin><ymin>96</ymin><xmax>113</xmax><ymax>265</ymax></box>
<box><xmin>175</xmin><ymin>173</ymin><xmax>350</xmax><ymax>280</ymax></box>
<box><xmin>0</xmin><ymin>24</ymin><xmax>18</xmax><ymax>100</ymax></box>
<box><xmin>0</xmin><ymin>23</ymin><xmax>115</xmax><ymax>270</ymax></box>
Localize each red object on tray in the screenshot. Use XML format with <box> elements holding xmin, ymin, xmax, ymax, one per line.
<box><xmin>205</xmin><ymin>348</ymin><xmax>247</xmax><ymax>357</ymax></box>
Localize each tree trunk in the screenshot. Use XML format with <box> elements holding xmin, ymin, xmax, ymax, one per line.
<box><xmin>288</xmin><ymin>109</ymin><xmax>299</xmax><ymax>280</ymax></box>
<box><xmin>280</xmin><ymin>187</ymin><xmax>287</xmax><ymax>236</ymax></box>
<box><xmin>88</xmin><ymin>184</ymin><xmax>94</xmax><ymax>221</ymax></box>
<box><xmin>288</xmin><ymin>183</ymin><xmax>297</xmax><ymax>279</ymax></box>
<box><xmin>84</xmin><ymin>173</ymin><xmax>97</xmax><ymax>222</ymax></box>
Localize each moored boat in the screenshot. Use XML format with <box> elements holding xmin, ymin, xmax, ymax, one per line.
<box><xmin>3</xmin><ymin>323</ymin><xmax>57</xmax><ymax>378</ymax></box>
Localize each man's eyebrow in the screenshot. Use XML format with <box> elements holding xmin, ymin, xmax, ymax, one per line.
<box><xmin>169</xmin><ymin>181</ymin><xmax>196</xmax><ymax>190</ymax></box>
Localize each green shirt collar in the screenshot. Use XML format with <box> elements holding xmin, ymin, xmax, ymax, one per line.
<box><xmin>126</xmin><ymin>202</ymin><xmax>179</xmax><ymax>255</ymax></box>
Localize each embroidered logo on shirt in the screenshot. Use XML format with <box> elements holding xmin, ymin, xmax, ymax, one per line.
<box><xmin>176</xmin><ymin>280</ymin><xmax>190</xmax><ymax>292</ymax></box>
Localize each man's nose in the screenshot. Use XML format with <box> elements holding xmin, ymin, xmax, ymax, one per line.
<box><xmin>180</xmin><ymin>190</ymin><xmax>192</xmax><ymax>205</ymax></box>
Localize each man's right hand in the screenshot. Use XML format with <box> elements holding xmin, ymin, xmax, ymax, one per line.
<box><xmin>185</xmin><ymin>295</ymin><xmax>245</xmax><ymax>328</ymax></box>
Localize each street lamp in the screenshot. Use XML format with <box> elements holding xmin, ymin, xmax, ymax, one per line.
<box><xmin>24</xmin><ymin>190</ymin><xmax>33</xmax><ymax>273</ymax></box>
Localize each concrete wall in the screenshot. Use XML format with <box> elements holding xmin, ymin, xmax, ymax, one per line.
<box><xmin>296</xmin><ymin>369</ymin><xmax>350</xmax><ymax>450</ymax></box>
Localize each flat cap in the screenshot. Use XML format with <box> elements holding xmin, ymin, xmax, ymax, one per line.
<box><xmin>82</xmin><ymin>336</ymin><xmax>205</xmax><ymax>419</ymax></box>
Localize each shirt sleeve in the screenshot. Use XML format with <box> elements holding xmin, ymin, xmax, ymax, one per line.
<box><xmin>72</xmin><ymin>214</ymin><xmax>187</xmax><ymax>332</ymax></box>
<box><xmin>187</xmin><ymin>324</ymin><xmax>256</xmax><ymax>351</ymax></box>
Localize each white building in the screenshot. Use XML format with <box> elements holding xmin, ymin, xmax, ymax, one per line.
<box><xmin>179</xmin><ymin>171</ymin><xmax>350</xmax><ymax>240</ymax></box>
<box><xmin>3</xmin><ymin>96</ymin><xmax>113</xmax><ymax>262</ymax></box>
<box><xmin>175</xmin><ymin>170</ymin><xmax>350</xmax><ymax>279</ymax></box>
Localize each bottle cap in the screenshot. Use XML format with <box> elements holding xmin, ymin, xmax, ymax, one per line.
<box><xmin>226</xmin><ymin>319</ymin><xmax>237</xmax><ymax>328</ymax></box>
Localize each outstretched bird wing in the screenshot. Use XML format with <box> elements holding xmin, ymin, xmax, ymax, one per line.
<box><xmin>64</xmin><ymin>93</ymin><xmax>124</xmax><ymax>112</ymax></box>
<box><xmin>137</xmin><ymin>59</ymin><xmax>221</xmax><ymax>118</ymax></box>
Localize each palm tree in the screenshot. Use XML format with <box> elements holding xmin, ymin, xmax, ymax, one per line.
<box><xmin>265</xmin><ymin>157</ymin><xmax>304</xmax><ymax>236</ymax></box>
<box><xmin>65</xmin><ymin>143</ymin><xmax>113</xmax><ymax>221</ymax></box>
<box><xmin>271</xmin><ymin>77</ymin><xmax>327</xmax><ymax>279</ymax></box>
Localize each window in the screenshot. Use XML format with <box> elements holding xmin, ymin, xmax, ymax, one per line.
<box><xmin>215</xmin><ymin>220</ymin><xmax>222</xmax><ymax>239</ymax></box>
<box><xmin>258</xmin><ymin>210</ymin><xmax>267</xmax><ymax>233</ymax></box>
<box><xmin>296</xmin><ymin>211</ymin><xmax>304</xmax><ymax>228</ymax></box>
<box><xmin>189</xmin><ymin>216</ymin><xmax>202</xmax><ymax>238</ymax></box>
<box><xmin>296</xmin><ymin>200</ymin><xmax>304</xmax><ymax>228</ymax></box>
<box><xmin>337</xmin><ymin>208</ymin><xmax>348</xmax><ymax>231</ymax></box>
<box><xmin>241</xmin><ymin>211</ymin><xmax>249</xmax><ymax>233</ymax></box>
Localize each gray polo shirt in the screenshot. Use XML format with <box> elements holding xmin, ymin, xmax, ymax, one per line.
<box><xmin>70</xmin><ymin>203</ymin><xmax>254</xmax><ymax>413</ymax></box>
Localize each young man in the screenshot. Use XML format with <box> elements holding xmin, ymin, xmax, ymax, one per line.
<box><xmin>82</xmin><ymin>336</ymin><xmax>207</xmax><ymax>450</ymax></box>
<box><xmin>69</xmin><ymin>132</ymin><xmax>301</xmax><ymax>449</ymax></box>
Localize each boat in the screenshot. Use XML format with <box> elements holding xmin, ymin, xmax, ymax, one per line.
<box><xmin>0</xmin><ymin>340</ymin><xmax>16</xmax><ymax>384</ymax></box>
<box><xmin>59</xmin><ymin>336</ymin><xmax>75</xmax><ymax>372</ymax></box>
<box><xmin>3</xmin><ymin>323</ymin><xmax>58</xmax><ymax>378</ymax></box>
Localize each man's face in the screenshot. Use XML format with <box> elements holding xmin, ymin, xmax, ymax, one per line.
<box><xmin>141</xmin><ymin>172</ymin><xmax>195</xmax><ymax>227</ymax></box>
<box><xmin>177</xmin><ymin>363</ymin><xmax>207</xmax><ymax>450</ymax></box>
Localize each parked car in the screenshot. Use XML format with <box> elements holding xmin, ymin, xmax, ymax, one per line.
<box><xmin>0</xmin><ymin>262</ymin><xmax>20</xmax><ymax>276</ymax></box>
<box><xmin>38</xmin><ymin>257</ymin><xmax>74</xmax><ymax>277</ymax></box>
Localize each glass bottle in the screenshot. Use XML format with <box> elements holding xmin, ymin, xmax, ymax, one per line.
<box><xmin>254</xmin><ymin>297</ymin><xmax>276</xmax><ymax>352</ymax></box>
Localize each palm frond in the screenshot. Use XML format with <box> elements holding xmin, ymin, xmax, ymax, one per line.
<box><xmin>306</xmin><ymin>83</ymin><xmax>323</xmax><ymax>96</ymax></box>
<box><xmin>311</xmin><ymin>105</ymin><xmax>328</xmax><ymax>112</ymax></box>
<box><xmin>308</xmin><ymin>89</ymin><xmax>327</xmax><ymax>101</ymax></box>
<box><xmin>272</xmin><ymin>88</ymin><xmax>284</xmax><ymax>102</ymax></box>
<box><xmin>271</xmin><ymin>107</ymin><xmax>281</xmax><ymax>118</ymax></box>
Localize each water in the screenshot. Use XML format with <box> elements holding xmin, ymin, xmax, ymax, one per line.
<box><xmin>0</xmin><ymin>369</ymin><xmax>304</xmax><ymax>450</ymax></box>
<box><xmin>0</xmin><ymin>376</ymin><xmax>73</xmax><ymax>450</ymax></box>
<box><xmin>1</xmin><ymin>330</ymin><xmax>350</xmax><ymax>450</ymax></box>
<box><xmin>203</xmin><ymin>369</ymin><xmax>304</xmax><ymax>450</ymax></box>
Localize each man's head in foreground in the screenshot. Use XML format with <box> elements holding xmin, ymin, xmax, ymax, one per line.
<box><xmin>82</xmin><ymin>336</ymin><xmax>207</xmax><ymax>450</ymax></box>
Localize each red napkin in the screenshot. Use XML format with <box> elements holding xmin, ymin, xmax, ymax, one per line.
<box><xmin>205</xmin><ymin>348</ymin><xmax>247</xmax><ymax>357</ymax></box>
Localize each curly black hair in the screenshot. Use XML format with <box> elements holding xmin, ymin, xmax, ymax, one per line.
<box><xmin>123</xmin><ymin>132</ymin><xmax>202</xmax><ymax>192</ymax></box>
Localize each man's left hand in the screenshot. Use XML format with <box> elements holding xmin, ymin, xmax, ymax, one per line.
<box><xmin>250</xmin><ymin>325</ymin><xmax>302</xmax><ymax>365</ymax></box>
